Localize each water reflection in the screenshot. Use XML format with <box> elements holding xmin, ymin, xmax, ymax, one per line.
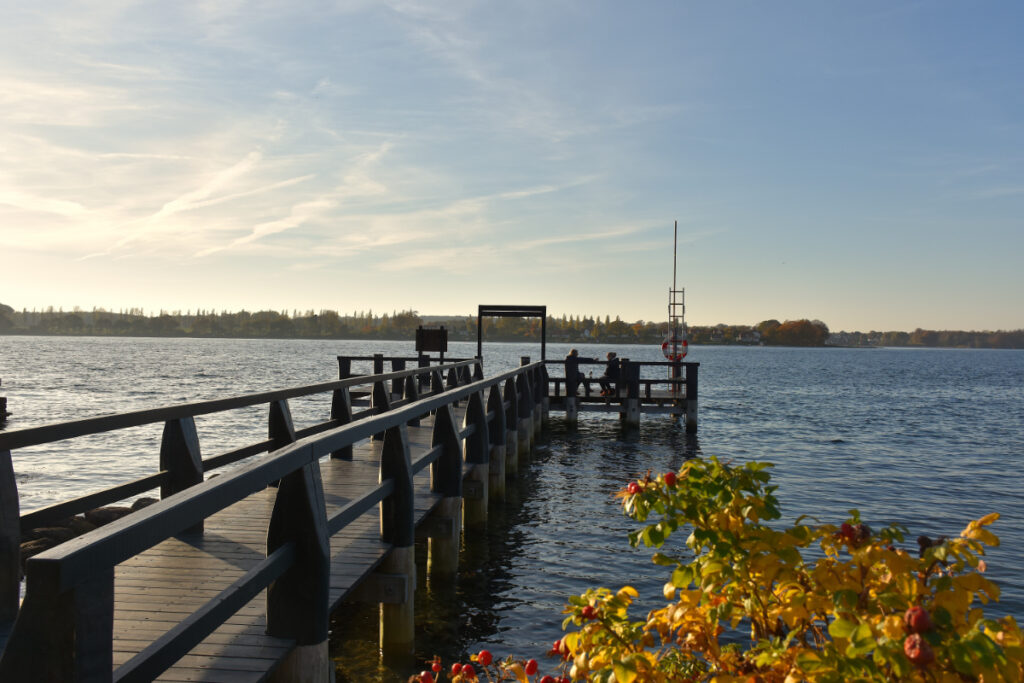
<box><xmin>329</xmin><ymin>418</ymin><xmax>703</xmax><ymax>681</ymax></box>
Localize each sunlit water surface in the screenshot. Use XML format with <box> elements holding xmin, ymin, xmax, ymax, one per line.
<box><xmin>2</xmin><ymin>337</ymin><xmax>1022</xmax><ymax>680</ymax></box>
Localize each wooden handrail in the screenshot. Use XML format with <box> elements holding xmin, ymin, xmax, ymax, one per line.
<box><xmin>1</xmin><ymin>360</ymin><xmax>543</xmax><ymax>681</ymax></box>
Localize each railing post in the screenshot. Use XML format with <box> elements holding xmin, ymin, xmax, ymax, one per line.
<box><xmin>404</xmin><ymin>375</ymin><xmax>420</xmax><ymax>427</ymax></box>
<box><xmin>0</xmin><ymin>564</ymin><xmax>114</xmax><ymax>681</ymax></box>
<box><xmin>473</xmin><ymin>358</ymin><xmax>484</xmax><ymax>381</ymax></box>
<box><xmin>539</xmin><ymin>364</ymin><xmax>550</xmax><ymax>427</ymax></box>
<box><xmin>266</xmin><ymin>452</ymin><xmax>331</xmax><ymax>682</ymax></box>
<box><xmin>391</xmin><ymin>359</ymin><xmax>405</xmax><ymax>397</ymax></box>
<box><xmin>373</xmin><ymin>353</ymin><xmax>384</xmax><ymax>377</ymax></box>
<box><xmin>503</xmin><ymin>378</ymin><xmax>519</xmax><ymax>477</ymax></box>
<box><xmin>446</xmin><ymin>366</ymin><xmax>460</xmax><ymax>406</ymax></box>
<box><xmin>516</xmin><ymin>369</ymin><xmax>533</xmax><ymax>465</ymax></box>
<box><xmin>0</xmin><ymin>448</ymin><xmax>19</xmax><ymax>622</ymax></box>
<box><xmin>159</xmin><ymin>417</ymin><xmax>204</xmax><ymax>533</ymax></box>
<box><xmin>685</xmin><ymin>363</ymin><xmax>699</xmax><ymax>434</ymax></box>
<box><xmin>268</xmin><ymin>399</ymin><xmax>297</xmax><ymax>487</ymax></box>
<box><xmin>428</xmin><ymin>405</ymin><xmax>462</xmax><ymax>579</ymax></box>
<box><xmin>531</xmin><ymin>366</ymin><xmax>543</xmax><ymax>439</ymax></box>
<box><xmin>378</xmin><ymin>425</ymin><xmax>415</xmax><ymax>658</ymax></box>
<box><xmin>564</xmin><ymin>356</ymin><xmax>580</xmax><ymax>427</ymax></box>
<box><xmin>487</xmin><ymin>385</ymin><xmax>507</xmax><ymax>501</ymax></box>
<box><xmin>330</xmin><ymin>388</ymin><xmax>353</xmax><ymax>459</ymax></box>
<box><xmin>463</xmin><ymin>391</ymin><xmax>489</xmax><ymax>528</ymax></box>
<box><xmin>338</xmin><ymin>357</ymin><xmax>352</xmax><ymax>381</ymax></box>
<box><xmin>418</xmin><ymin>354</ymin><xmax>430</xmax><ymax>391</ymax></box>
<box><xmin>620</xmin><ymin>359</ymin><xmax>640</xmax><ymax>429</ymax></box>
<box><xmin>372</xmin><ymin>380</ymin><xmax>390</xmax><ymax>441</ymax></box>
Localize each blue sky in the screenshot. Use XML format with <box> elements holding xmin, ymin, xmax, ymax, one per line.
<box><xmin>2</xmin><ymin>1</ymin><xmax>1022</xmax><ymax>332</ymax></box>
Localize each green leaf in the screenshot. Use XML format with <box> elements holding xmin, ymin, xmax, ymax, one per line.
<box><xmin>613</xmin><ymin>658</ymin><xmax>638</xmax><ymax>683</ymax></box>
<box><xmin>828</xmin><ymin>617</ymin><xmax>857</xmax><ymax>639</ymax></box>
<box><xmin>671</xmin><ymin>565</ymin><xmax>693</xmax><ymax>588</ymax></box>
<box><xmin>651</xmin><ymin>552</ymin><xmax>677</xmax><ymax>566</ymax></box>
<box><xmin>796</xmin><ymin>651</ymin><xmax>827</xmax><ymax>672</ymax></box>
<box><xmin>949</xmin><ymin>642</ymin><xmax>975</xmax><ymax>675</ymax></box>
<box><xmin>832</xmin><ymin>589</ymin><xmax>858</xmax><ymax>610</ymax></box>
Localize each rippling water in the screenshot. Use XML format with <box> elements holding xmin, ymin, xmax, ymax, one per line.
<box><xmin>2</xmin><ymin>337</ymin><xmax>1022</xmax><ymax>680</ymax></box>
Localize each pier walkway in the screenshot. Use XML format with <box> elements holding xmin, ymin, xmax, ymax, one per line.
<box><xmin>0</xmin><ymin>352</ymin><xmax>696</xmax><ymax>681</ymax></box>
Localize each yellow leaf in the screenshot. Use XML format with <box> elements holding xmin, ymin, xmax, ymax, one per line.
<box><xmin>618</xmin><ymin>586</ymin><xmax>639</xmax><ymax>599</ymax></box>
<box><xmin>506</xmin><ymin>662</ymin><xmax>528</xmax><ymax>683</ymax></box>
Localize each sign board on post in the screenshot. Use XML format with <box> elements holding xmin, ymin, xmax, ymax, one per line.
<box><xmin>416</xmin><ymin>326</ymin><xmax>448</xmax><ymax>354</ymax></box>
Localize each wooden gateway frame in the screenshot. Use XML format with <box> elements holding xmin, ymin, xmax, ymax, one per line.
<box><xmin>476</xmin><ymin>305</ymin><xmax>547</xmax><ymax>361</ymax></box>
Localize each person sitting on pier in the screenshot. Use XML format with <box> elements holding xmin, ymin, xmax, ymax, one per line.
<box><xmin>599</xmin><ymin>352</ymin><xmax>619</xmax><ymax>396</ymax></box>
<box><xmin>565</xmin><ymin>348</ymin><xmax>589</xmax><ymax>395</ymax></box>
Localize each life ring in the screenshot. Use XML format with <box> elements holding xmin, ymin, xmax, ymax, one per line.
<box><xmin>662</xmin><ymin>336</ymin><xmax>688</xmax><ymax>361</ymax></box>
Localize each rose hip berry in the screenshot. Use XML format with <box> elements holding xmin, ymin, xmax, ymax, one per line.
<box><xmin>525</xmin><ymin>659</ymin><xmax>538</xmax><ymax>676</ymax></box>
<box><xmin>904</xmin><ymin>605</ymin><xmax>934</xmax><ymax>634</ymax></box>
<box><xmin>627</xmin><ymin>481</ymin><xmax>641</xmax><ymax>495</ymax></box>
<box><xmin>477</xmin><ymin>650</ymin><xmax>492</xmax><ymax>666</ymax></box>
<box><xmin>581</xmin><ymin>604</ymin><xmax>597</xmax><ymax>620</ymax></box>
<box><xmin>904</xmin><ymin>633</ymin><xmax>935</xmax><ymax>667</ymax></box>
<box><xmin>462</xmin><ymin>663</ymin><xmax>476</xmax><ymax>679</ymax></box>
<box><xmin>539</xmin><ymin>676</ymin><xmax>556</xmax><ymax>683</ymax></box>
<box><xmin>419</xmin><ymin>672</ymin><xmax>434</xmax><ymax>683</ymax></box>
<box><xmin>451</xmin><ymin>663</ymin><xmax>463</xmax><ymax>676</ymax></box>
<box><xmin>664</xmin><ymin>471</ymin><xmax>677</xmax><ymax>487</ymax></box>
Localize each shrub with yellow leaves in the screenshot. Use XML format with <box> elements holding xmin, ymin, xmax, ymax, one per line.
<box><xmin>547</xmin><ymin>456</ymin><xmax>1023</xmax><ymax>682</ymax></box>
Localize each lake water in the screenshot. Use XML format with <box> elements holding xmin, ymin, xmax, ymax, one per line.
<box><xmin>2</xmin><ymin>336</ymin><xmax>1022</xmax><ymax>680</ymax></box>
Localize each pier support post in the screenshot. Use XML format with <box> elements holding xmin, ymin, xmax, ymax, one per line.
<box><xmin>463</xmin><ymin>391</ymin><xmax>489</xmax><ymax>528</ymax></box>
<box><xmin>564</xmin><ymin>395</ymin><xmax>578</xmax><ymax>426</ymax></box>
<box><xmin>0</xmin><ymin>448</ymin><xmax>19</xmax><ymax>622</ymax></box>
<box><xmin>430</xmin><ymin>405</ymin><xmax>463</xmax><ymax>579</ymax></box>
<box><xmin>267</xmin><ymin>455</ymin><xmax>331</xmax><ymax>683</ymax></box>
<box><xmin>379</xmin><ymin>425</ymin><xmax>416</xmax><ymax>658</ymax></box>
<box><xmin>539</xmin><ymin>365</ymin><xmax>550</xmax><ymax>427</ymax></box>
<box><xmin>487</xmin><ymin>386</ymin><xmax>507</xmax><ymax>501</ymax></box>
<box><xmin>516</xmin><ymin>367</ymin><xmax>533</xmax><ymax>466</ymax></box>
<box><xmin>427</xmin><ymin>497</ymin><xmax>461</xmax><ymax>579</ymax></box>
<box><xmin>269</xmin><ymin>642</ymin><xmax>331</xmax><ymax>683</ymax></box>
<box><xmin>531</xmin><ymin>367</ymin><xmax>542</xmax><ymax>440</ymax></box>
<box><xmin>684</xmin><ymin>363</ymin><xmax>699</xmax><ymax>434</ymax></box>
<box><xmin>620</xmin><ymin>360</ymin><xmax>641</xmax><ymax>429</ymax></box>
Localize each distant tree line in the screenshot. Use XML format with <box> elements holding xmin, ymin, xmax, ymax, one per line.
<box><xmin>0</xmin><ymin>303</ymin><xmax>1021</xmax><ymax>349</ymax></box>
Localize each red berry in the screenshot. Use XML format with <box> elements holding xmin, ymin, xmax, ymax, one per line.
<box><xmin>904</xmin><ymin>633</ymin><xmax>935</xmax><ymax>667</ymax></box>
<box><xmin>551</xmin><ymin>638</ymin><xmax>562</xmax><ymax>653</ymax></box>
<box><xmin>451</xmin><ymin>663</ymin><xmax>463</xmax><ymax>676</ymax></box>
<box><xmin>840</xmin><ymin>522</ymin><xmax>855</xmax><ymax>539</ymax></box>
<box><xmin>432</xmin><ymin>662</ymin><xmax>442</xmax><ymax>673</ymax></box>
<box><xmin>462</xmin><ymin>664</ymin><xmax>476</xmax><ymax>679</ymax></box>
<box><xmin>524</xmin><ymin>659</ymin><xmax>538</xmax><ymax>676</ymax></box>
<box><xmin>477</xmin><ymin>650</ymin><xmax>492</xmax><ymax>666</ymax></box>
<box><xmin>419</xmin><ymin>673</ymin><xmax>434</xmax><ymax>683</ymax></box>
<box><xmin>581</xmin><ymin>604</ymin><xmax>597</xmax><ymax>621</ymax></box>
<box><xmin>540</xmin><ymin>676</ymin><xmax>556</xmax><ymax>683</ymax></box>
<box><xmin>664</xmin><ymin>471</ymin><xmax>677</xmax><ymax>487</ymax></box>
<box><xmin>627</xmin><ymin>481</ymin><xmax>641</xmax><ymax>495</ymax></box>
<box><xmin>904</xmin><ymin>606</ymin><xmax>934</xmax><ymax>634</ymax></box>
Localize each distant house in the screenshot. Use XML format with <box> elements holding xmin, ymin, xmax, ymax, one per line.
<box><xmin>737</xmin><ymin>330</ymin><xmax>761</xmax><ymax>344</ymax></box>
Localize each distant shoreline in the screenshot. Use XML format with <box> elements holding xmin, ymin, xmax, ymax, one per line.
<box><xmin>2</xmin><ymin>331</ymin><xmax>1021</xmax><ymax>350</ymax></box>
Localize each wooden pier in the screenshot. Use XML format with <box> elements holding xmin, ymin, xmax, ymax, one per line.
<box><xmin>0</xmin><ymin>352</ymin><xmax>697</xmax><ymax>682</ymax></box>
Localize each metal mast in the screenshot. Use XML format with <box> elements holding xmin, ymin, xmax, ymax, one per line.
<box><xmin>668</xmin><ymin>220</ymin><xmax>685</xmax><ymax>340</ymax></box>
